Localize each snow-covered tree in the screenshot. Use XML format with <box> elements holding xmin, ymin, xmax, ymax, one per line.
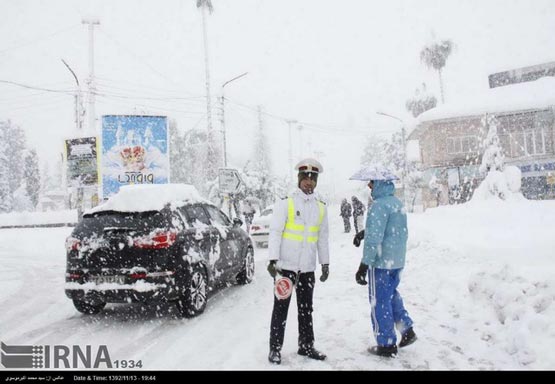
<box><xmin>360</xmin><ymin>133</ymin><xmax>405</xmax><ymax>176</ymax></box>
<box><xmin>0</xmin><ymin>127</ymin><xmax>12</xmax><ymax>213</ymax></box>
<box><xmin>473</xmin><ymin>114</ymin><xmax>523</xmax><ymax>201</ymax></box>
<box><xmin>405</xmin><ymin>168</ymin><xmax>424</xmax><ymax>211</ymax></box>
<box><xmin>405</xmin><ymin>83</ymin><xmax>437</xmax><ymax>117</ymax></box>
<box><xmin>241</xmin><ymin>106</ymin><xmax>274</xmax><ymax>209</ymax></box>
<box><xmin>0</xmin><ymin>120</ymin><xmax>26</xmax><ymax>198</ymax></box>
<box><xmin>179</xmin><ymin>128</ymin><xmax>210</xmax><ymax>194</ymax></box>
<box><xmin>12</xmin><ymin>185</ymin><xmax>33</xmax><ymax>212</ymax></box>
<box><xmin>479</xmin><ymin>114</ymin><xmax>504</xmax><ymax>174</ymax></box>
<box><xmin>24</xmin><ymin>149</ymin><xmax>41</xmax><ymax>209</ymax></box>
<box><xmin>169</xmin><ymin>119</ymin><xmax>189</xmax><ymax>184</ymax></box>
<box><xmin>420</xmin><ymin>38</ymin><xmax>454</xmax><ymax>104</ymax></box>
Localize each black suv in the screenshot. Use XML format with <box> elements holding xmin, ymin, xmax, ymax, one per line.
<box><xmin>65</xmin><ymin>191</ymin><xmax>254</xmax><ymax>318</ymax></box>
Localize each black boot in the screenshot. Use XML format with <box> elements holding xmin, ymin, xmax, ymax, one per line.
<box><xmin>368</xmin><ymin>345</ymin><xmax>398</xmax><ymax>358</ymax></box>
<box><xmin>268</xmin><ymin>349</ymin><xmax>281</xmax><ymax>365</ymax></box>
<box><xmin>298</xmin><ymin>346</ymin><xmax>327</xmax><ymax>361</ymax></box>
<box><xmin>399</xmin><ymin>327</ymin><xmax>417</xmax><ymax>348</ymax></box>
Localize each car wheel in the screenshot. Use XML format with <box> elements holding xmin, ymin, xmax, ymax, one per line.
<box><xmin>73</xmin><ymin>299</ymin><xmax>106</xmax><ymax>315</ymax></box>
<box><xmin>176</xmin><ymin>264</ymin><xmax>208</xmax><ymax>318</ymax></box>
<box><xmin>237</xmin><ymin>247</ymin><xmax>255</xmax><ymax>285</ymax></box>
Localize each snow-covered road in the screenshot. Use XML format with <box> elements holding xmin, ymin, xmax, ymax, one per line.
<box><xmin>1</xmin><ymin>200</ymin><xmax>554</xmax><ymax>370</ymax></box>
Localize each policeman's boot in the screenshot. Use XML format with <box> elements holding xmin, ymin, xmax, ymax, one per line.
<box><xmin>298</xmin><ymin>346</ymin><xmax>327</xmax><ymax>361</ymax></box>
<box><xmin>268</xmin><ymin>349</ymin><xmax>281</xmax><ymax>365</ymax></box>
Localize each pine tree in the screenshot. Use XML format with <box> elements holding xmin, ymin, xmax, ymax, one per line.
<box><xmin>244</xmin><ymin>106</ymin><xmax>274</xmax><ymax>208</ymax></box>
<box><xmin>360</xmin><ymin>133</ymin><xmax>405</xmax><ymax>176</ymax></box>
<box><xmin>183</xmin><ymin>129</ymin><xmax>209</xmax><ymax>193</ymax></box>
<box><xmin>479</xmin><ymin>114</ymin><xmax>505</xmax><ymax>174</ymax></box>
<box><xmin>169</xmin><ymin>119</ymin><xmax>189</xmax><ymax>184</ymax></box>
<box><xmin>24</xmin><ymin>149</ymin><xmax>41</xmax><ymax>209</ymax></box>
<box><xmin>0</xmin><ymin>120</ymin><xmax>26</xmax><ymax>197</ymax></box>
<box><xmin>0</xmin><ymin>127</ymin><xmax>12</xmax><ymax>213</ymax></box>
<box><xmin>473</xmin><ymin>114</ymin><xmax>512</xmax><ymax>200</ymax></box>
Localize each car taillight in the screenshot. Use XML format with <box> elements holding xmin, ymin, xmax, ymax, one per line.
<box><xmin>251</xmin><ymin>225</ymin><xmax>261</xmax><ymax>231</ymax></box>
<box><xmin>65</xmin><ymin>237</ymin><xmax>81</xmax><ymax>252</ymax></box>
<box><xmin>66</xmin><ymin>272</ymin><xmax>82</xmax><ymax>280</ymax></box>
<box><xmin>133</xmin><ymin>230</ymin><xmax>177</xmax><ymax>249</ymax></box>
<box><xmin>129</xmin><ymin>272</ymin><xmax>147</xmax><ymax>279</ymax></box>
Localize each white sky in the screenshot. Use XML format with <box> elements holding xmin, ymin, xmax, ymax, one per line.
<box><xmin>1</xmin><ymin>0</ymin><xmax>555</xmax><ymax>198</ymax></box>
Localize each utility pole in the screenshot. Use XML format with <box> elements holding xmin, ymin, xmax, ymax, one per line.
<box><xmin>82</xmin><ymin>18</ymin><xmax>100</xmax><ymax>135</ymax></box>
<box><xmin>200</xmin><ymin>4</ymin><xmax>213</xmax><ymax>139</ymax></box>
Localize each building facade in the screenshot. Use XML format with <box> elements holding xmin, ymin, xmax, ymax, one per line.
<box><xmin>409</xmin><ymin>74</ymin><xmax>555</xmax><ymax>208</ymax></box>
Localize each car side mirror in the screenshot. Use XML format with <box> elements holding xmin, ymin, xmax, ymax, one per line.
<box><xmin>233</xmin><ymin>217</ymin><xmax>243</xmax><ymax>227</ymax></box>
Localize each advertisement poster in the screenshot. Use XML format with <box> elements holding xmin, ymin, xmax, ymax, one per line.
<box><xmin>101</xmin><ymin>115</ymin><xmax>169</xmax><ymax>198</ymax></box>
<box><xmin>65</xmin><ymin>137</ymin><xmax>98</xmax><ymax>187</ymax></box>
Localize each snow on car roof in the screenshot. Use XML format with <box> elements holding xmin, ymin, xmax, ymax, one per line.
<box><xmin>86</xmin><ymin>184</ymin><xmax>210</xmax><ymax>214</ymax></box>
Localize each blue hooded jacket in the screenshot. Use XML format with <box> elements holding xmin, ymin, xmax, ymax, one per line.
<box><xmin>362</xmin><ymin>180</ymin><xmax>408</xmax><ymax>269</ymax></box>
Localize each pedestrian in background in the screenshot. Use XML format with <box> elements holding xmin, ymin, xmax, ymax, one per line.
<box><xmin>340</xmin><ymin>198</ymin><xmax>352</xmax><ymax>233</ymax></box>
<box><xmin>351</xmin><ymin>195</ymin><xmax>366</xmax><ymax>233</ymax></box>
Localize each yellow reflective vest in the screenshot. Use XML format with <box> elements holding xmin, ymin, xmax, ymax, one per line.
<box><xmin>268</xmin><ymin>189</ymin><xmax>330</xmax><ymax>273</ymax></box>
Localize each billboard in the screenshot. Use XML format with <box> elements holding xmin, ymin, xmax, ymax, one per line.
<box><xmin>101</xmin><ymin>115</ymin><xmax>169</xmax><ymax>198</ymax></box>
<box><xmin>65</xmin><ymin>137</ymin><xmax>98</xmax><ymax>187</ymax></box>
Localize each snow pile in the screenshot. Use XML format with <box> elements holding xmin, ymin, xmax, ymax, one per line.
<box><xmin>418</xmin><ymin>76</ymin><xmax>555</xmax><ymax>122</ymax></box>
<box><xmin>86</xmin><ymin>184</ymin><xmax>209</xmax><ymax>214</ymax></box>
<box><xmin>410</xmin><ymin>198</ymin><xmax>555</xmax><ymax>368</ymax></box>
<box><xmin>468</xmin><ymin>266</ymin><xmax>552</xmax><ymax>365</ymax></box>
<box><xmin>0</xmin><ymin>209</ymin><xmax>77</xmax><ymax>227</ymax></box>
<box><xmin>472</xmin><ymin>166</ymin><xmax>525</xmax><ymax>202</ymax></box>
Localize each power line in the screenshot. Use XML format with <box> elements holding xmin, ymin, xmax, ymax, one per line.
<box><xmin>98</xmin><ymin>29</ymin><xmax>199</xmax><ymax>96</ymax></box>
<box><xmin>95</xmin><ymin>94</ymin><xmax>207</xmax><ymax>115</ymax></box>
<box><xmin>0</xmin><ymin>79</ymin><xmax>74</xmax><ymax>94</ymax></box>
<box><xmin>0</xmin><ymin>24</ymin><xmax>81</xmax><ymax>55</ymax></box>
<box><xmin>94</xmin><ymin>76</ymin><xmax>206</xmax><ymax>99</ymax></box>
<box><xmin>225</xmin><ymin>98</ymin><xmax>381</xmax><ymax>137</ymax></box>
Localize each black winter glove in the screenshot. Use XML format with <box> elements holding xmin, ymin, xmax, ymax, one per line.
<box><xmin>353</xmin><ymin>230</ymin><xmax>365</xmax><ymax>247</ymax></box>
<box><xmin>355</xmin><ymin>263</ymin><xmax>369</xmax><ymax>285</ymax></box>
<box><xmin>319</xmin><ymin>264</ymin><xmax>329</xmax><ymax>282</ymax></box>
<box><xmin>267</xmin><ymin>260</ymin><xmax>278</xmax><ymax>278</ymax></box>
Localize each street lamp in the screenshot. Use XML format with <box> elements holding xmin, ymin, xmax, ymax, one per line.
<box><xmin>221</xmin><ymin>72</ymin><xmax>248</xmax><ymax>167</ymax></box>
<box><xmin>61</xmin><ymin>59</ymin><xmax>84</xmax><ymax>132</ymax></box>
<box><xmin>376</xmin><ymin>111</ymin><xmax>409</xmax><ymax>208</ymax></box>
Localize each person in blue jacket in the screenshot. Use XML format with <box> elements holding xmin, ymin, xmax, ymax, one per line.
<box><xmin>354</xmin><ymin>178</ymin><xmax>417</xmax><ymax>358</ymax></box>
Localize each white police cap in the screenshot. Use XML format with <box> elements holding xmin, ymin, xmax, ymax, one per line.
<box><xmin>294</xmin><ymin>158</ymin><xmax>323</xmax><ymax>174</ymax></box>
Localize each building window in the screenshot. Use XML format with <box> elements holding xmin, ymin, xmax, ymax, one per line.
<box><xmin>507</xmin><ymin>129</ymin><xmax>545</xmax><ymax>157</ymax></box>
<box><xmin>447</xmin><ymin>136</ymin><xmax>479</xmax><ymax>155</ymax></box>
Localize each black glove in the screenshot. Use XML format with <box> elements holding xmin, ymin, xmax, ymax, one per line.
<box><xmin>355</xmin><ymin>263</ymin><xmax>369</xmax><ymax>285</ymax></box>
<box><xmin>319</xmin><ymin>264</ymin><xmax>329</xmax><ymax>282</ymax></box>
<box><xmin>267</xmin><ymin>260</ymin><xmax>278</xmax><ymax>278</ymax></box>
<box><xmin>353</xmin><ymin>230</ymin><xmax>365</xmax><ymax>247</ymax></box>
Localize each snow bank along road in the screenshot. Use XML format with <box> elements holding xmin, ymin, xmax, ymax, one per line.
<box><xmin>0</xmin><ymin>201</ymin><xmax>554</xmax><ymax>370</ymax></box>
